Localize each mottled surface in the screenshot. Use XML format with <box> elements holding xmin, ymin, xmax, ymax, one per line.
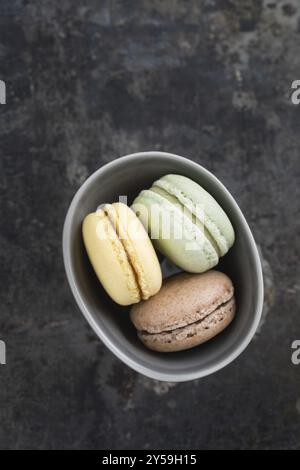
<box><xmin>0</xmin><ymin>0</ymin><xmax>300</xmax><ymax>450</ymax></box>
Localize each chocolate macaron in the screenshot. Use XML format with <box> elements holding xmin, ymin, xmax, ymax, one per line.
<box><xmin>130</xmin><ymin>270</ymin><xmax>236</xmax><ymax>352</ymax></box>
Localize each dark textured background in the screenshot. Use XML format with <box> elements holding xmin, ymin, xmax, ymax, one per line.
<box><xmin>0</xmin><ymin>0</ymin><xmax>300</xmax><ymax>450</ymax></box>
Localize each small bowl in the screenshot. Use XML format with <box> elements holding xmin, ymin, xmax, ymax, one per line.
<box><xmin>63</xmin><ymin>152</ymin><xmax>263</xmax><ymax>382</ymax></box>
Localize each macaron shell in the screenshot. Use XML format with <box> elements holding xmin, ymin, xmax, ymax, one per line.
<box><xmin>154</xmin><ymin>174</ymin><xmax>235</xmax><ymax>256</ymax></box>
<box><xmin>132</xmin><ymin>190</ymin><xmax>219</xmax><ymax>273</ymax></box>
<box><xmin>130</xmin><ymin>270</ymin><xmax>234</xmax><ymax>334</ymax></box>
<box><xmin>106</xmin><ymin>203</ymin><xmax>162</xmax><ymax>299</ymax></box>
<box><xmin>139</xmin><ymin>297</ymin><xmax>236</xmax><ymax>353</ymax></box>
<box><xmin>82</xmin><ymin>212</ymin><xmax>140</xmax><ymax>306</ymax></box>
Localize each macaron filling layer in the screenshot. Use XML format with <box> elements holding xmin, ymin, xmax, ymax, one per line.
<box><xmin>104</xmin><ymin>204</ymin><xmax>152</xmax><ymax>301</ymax></box>
<box><xmin>153</xmin><ymin>177</ymin><xmax>232</xmax><ymax>256</ymax></box>
<box><xmin>133</xmin><ymin>278</ymin><xmax>234</xmax><ymax>334</ymax></box>
<box><xmin>138</xmin><ymin>294</ymin><xmax>235</xmax><ymax>336</ymax></box>
<box><xmin>133</xmin><ymin>188</ymin><xmax>219</xmax><ymax>271</ymax></box>
<box><xmin>139</xmin><ymin>297</ymin><xmax>235</xmax><ymax>350</ymax></box>
<box><xmin>100</xmin><ymin>210</ymin><xmax>142</xmax><ymax>302</ymax></box>
<box><xmin>151</xmin><ymin>186</ymin><xmax>221</xmax><ymax>256</ymax></box>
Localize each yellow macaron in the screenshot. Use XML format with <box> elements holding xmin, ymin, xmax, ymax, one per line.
<box><xmin>82</xmin><ymin>203</ymin><xmax>162</xmax><ymax>306</ymax></box>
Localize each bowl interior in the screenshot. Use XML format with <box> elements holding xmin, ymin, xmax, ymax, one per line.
<box><xmin>64</xmin><ymin>153</ymin><xmax>263</xmax><ymax>381</ymax></box>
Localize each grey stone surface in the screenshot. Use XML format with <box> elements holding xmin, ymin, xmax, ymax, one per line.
<box><xmin>0</xmin><ymin>0</ymin><xmax>300</xmax><ymax>450</ymax></box>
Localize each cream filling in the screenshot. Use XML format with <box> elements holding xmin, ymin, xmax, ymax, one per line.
<box><xmin>140</xmin><ymin>297</ymin><xmax>235</xmax><ymax>338</ymax></box>
<box><xmin>150</xmin><ymin>186</ymin><xmax>221</xmax><ymax>256</ymax></box>
<box><xmin>138</xmin><ymin>188</ymin><xmax>219</xmax><ymax>267</ymax></box>
<box><xmin>104</xmin><ymin>205</ymin><xmax>150</xmax><ymax>301</ymax></box>
<box><xmin>154</xmin><ymin>179</ymin><xmax>229</xmax><ymax>256</ymax></box>
<box><xmin>97</xmin><ymin>210</ymin><xmax>141</xmax><ymax>303</ymax></box>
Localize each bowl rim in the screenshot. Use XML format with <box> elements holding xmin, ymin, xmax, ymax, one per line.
<box><xmin>62</xmin><ymin>151</ymin><xmax>264</xmax><ymax>382</ymax></box>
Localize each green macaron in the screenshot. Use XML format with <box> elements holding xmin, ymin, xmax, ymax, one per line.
<box><xmin>131</xmin><ymin>174</ymin><xmax>235</xmax><ymax>273</ymax></box>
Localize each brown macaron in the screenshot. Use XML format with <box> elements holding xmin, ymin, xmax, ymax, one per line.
<box><xmin>130</xmin><ymin>270</ymin><xmax>236</xmax><ymax>353</ymax></box>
